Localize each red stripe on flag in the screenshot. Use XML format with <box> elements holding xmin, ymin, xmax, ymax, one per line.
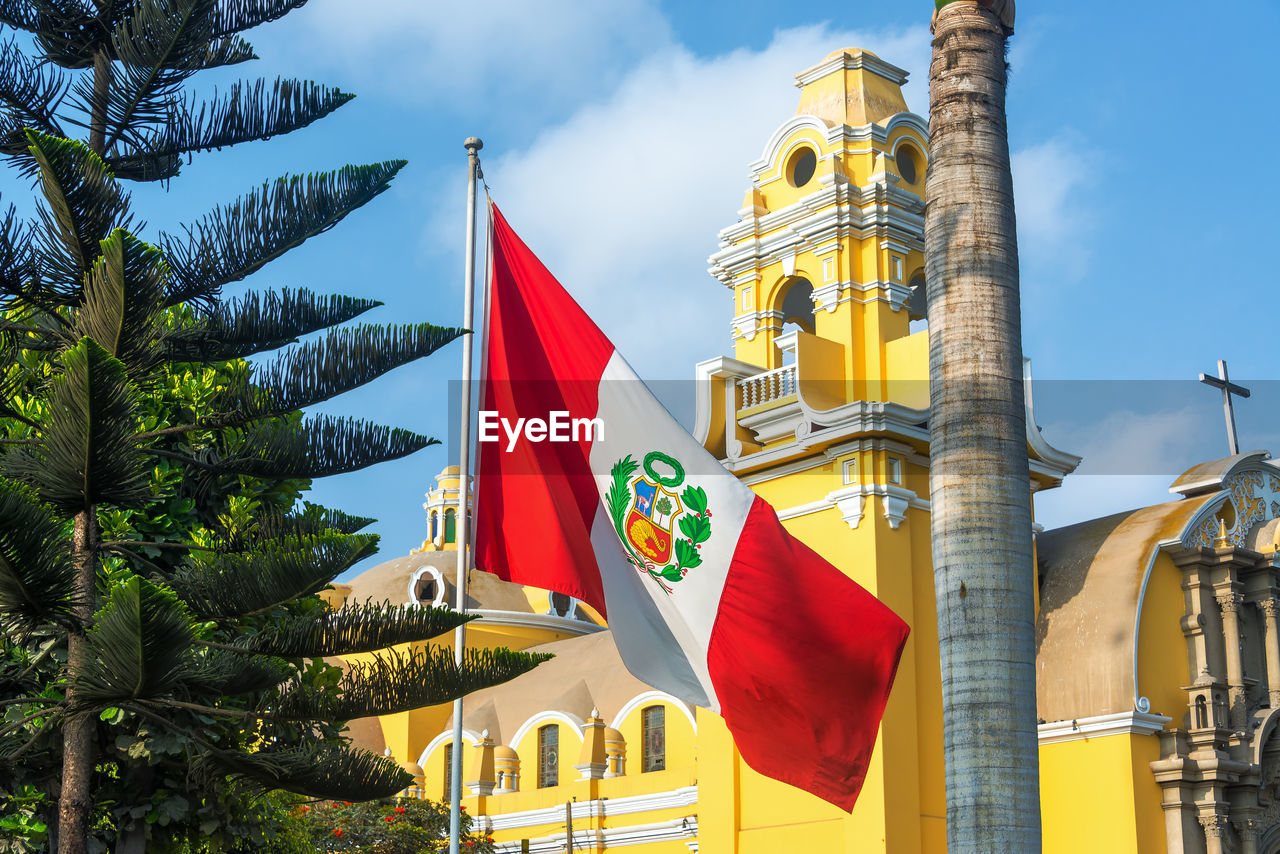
<box><xmin>707</xmin><ymin>496</ymin><xmax>910</xmax><ymax>811</ymax></box>
<box><xmin>475</xmin><ymin>205</ymin><xmax>616</xmax><ymax>614</ymax></box>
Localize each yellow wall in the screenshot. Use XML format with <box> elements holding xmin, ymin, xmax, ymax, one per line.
<box><xmin>1040</xmin><ymin>734</ymin><xmax>1165</xmax><ymax>853</ymax></box>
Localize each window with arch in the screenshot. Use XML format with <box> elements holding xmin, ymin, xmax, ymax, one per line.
<box><xmin>444</xmin><ymin>508</ymin><xmax>457</xmax><ymax>544</ymax></box>
<box><xmin>442</xmin><ymin>743</ymin><xmax>453</xmax><ymax>796</ymax></box>
<box><xmin>537</xmin><ymin>724</ymin><xmax>559</xmax><ymax>788</ymax></box>
<box><xmin>777</xmin><ymin>277</ymin><xmax>814</xmax><ymax>335</ymax></box>
<box><xmin>429</xmin><ymin>511</ymin><xmax>438</xmax><ymax>542</ymax></box>
<box><xmin>642</xmin><ymin>705</ymin><xmax>665</xmax><ymax>772</ymax></box>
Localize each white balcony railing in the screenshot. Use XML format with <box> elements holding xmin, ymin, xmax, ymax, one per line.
<box><xmin>738</xmin><ymin>364</ymin><xmax>797</xmax><ymax>409</ymax></box>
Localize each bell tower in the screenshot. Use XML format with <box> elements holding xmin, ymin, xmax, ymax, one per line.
<box><xmin>692</xmin><ymin>48</ymin><xmax>1080</xmax><ymax>852</ymax></box>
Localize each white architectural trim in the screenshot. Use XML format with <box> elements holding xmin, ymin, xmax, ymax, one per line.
<box><xmin>508</xmin><ymin>711</ymin><xmax>586</xmax><ymax>753</ymax></box>
<box><xmin>610</xmin><ymin>691</ymin><xmax>698</xmax><ymax>734</ymax></box>
<box><xmin>494</xmin><ymin>816</ymin><xmax>698</xmax><ymax>853</ymax></box>
<box><xmin>747</xmin><ymin>115</ymin><xmax>831</xmax><ymax>178</ymax></box>
<box><xmin>407</xmin><ymin>565</ymin><xmax>446</xmax><ymax>608</ymax></box>
<box><xmin>792</xmin><ymin>49</ymin><xmax>910</xmax><ymax>88</ymax></box>
<box><xmin>468</xmin><ymin>609</ymin><xmax>603</xmax><ymax>637</ymax></box>
<box><xmin>1132</xmin><ymin>539</ymin><xmax>1183</xmax><ymax>714</ymax></box>
<box><xmin>482</xmin><ymin>786</ymin><xmax>699</xmax><ymax>833</ymax></box>
<box><xmin>775</xmin><ymin>499</ymin><xmax>830</xmax><ymax>522</ymax></box>
<box><xmin>418</xmin><ymin>729</ymin><xmax>481</xmax><ymax>767</ymax></box>
<box><xmin>1037</xmin><ymin>711</ymin><xmax>1172</xmax><ymax>745</ymax></box>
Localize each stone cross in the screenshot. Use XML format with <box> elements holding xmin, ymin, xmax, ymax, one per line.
<box><xmin>1199</xmin><ymin>359</ymin><xmax>1251</xmax><ymax>456</ymax></box>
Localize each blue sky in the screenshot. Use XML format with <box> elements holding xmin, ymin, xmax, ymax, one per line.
<box><xmin>5</xmin><ymin>1</ymin><xmax>1279</xmax><ymax>576</ymax></box>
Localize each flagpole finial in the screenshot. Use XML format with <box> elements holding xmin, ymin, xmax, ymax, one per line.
<box><xmin>464</xmin><ymin>137</ymin><xmax>483</xmax><ymax>153</ymax></box>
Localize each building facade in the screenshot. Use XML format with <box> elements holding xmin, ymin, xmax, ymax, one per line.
<box><xmin>335</xmin><ymin>47</ymin><xmax>1280</xmax><ymax>853</ymax></box>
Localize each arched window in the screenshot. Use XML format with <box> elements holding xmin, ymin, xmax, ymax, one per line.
<box><xmin>642</xmin><ymin>705</ymin><xmax>665</xmax><ymax>772</ymax></box>
<box><xmin>429</xmin><ymin>511</ymin><xmax>439</xmax><ymax>542</ymax></box>
<box><xmin>444</xmin><ymin>508</ymin><xmax>457</xmax><ymax>544</ymax></box>
<box><xmin>1195</xmin><ymin>695</ymin><xmax>1208</xmax><ymax>729</ymax></box>
<box><xmin>907</xmin><ymin>274</ymin><xmax>928</xmax><ymax>334</ymax></box>
<box><xmin>777</xmin><ymin>277</ymin><xmax>814</xmax><ymax>334</ymax></box>
<box><xmin>537</xmin><ymin>724</ymin><xmax>559</xmax><ymax>788</ymax></box>
<box><xmin>443</xmin><ymin>743</ymin><xmax>453</xmax><ymax>796</ymax></box>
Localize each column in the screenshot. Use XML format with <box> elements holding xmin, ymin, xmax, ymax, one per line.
<box><xmin>1199</xmin><ymin>815</ymin><xmax>1226</xmax><ymax>854</ymax></box>
<box><xmin>1236</xmin><ymin>818</ymin><xmax>1259</xmax><ymax>854</ymax></box>
<box><xmin>1218</xmin><ymin>592</ymin><xmax>1246</xmax><ymax>729</ymax></box>
<box><xmin>1260</xmin><ymin>598</ymin><xmax>1280</xmax><ymax>709</ymax></box>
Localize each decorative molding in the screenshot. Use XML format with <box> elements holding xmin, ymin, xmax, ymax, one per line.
<box><xmin>407</xmin><ymin>565</ymin><xmax>446</xmax><ymax>608</ymax></box>
<box><xmin>773</xmin><ymin>483</ymin><xmax>923</xmax><ymax>531</ymax></box>
<box><xmin>792</xmin><ymin>49</ymin><xmax>910</xmax><ymax>89</ymax></box>
<box><xmin>1132</xmin><ymin>539</ymin><xmax>1182</xmax><ymax>714</ymax></box>
<box><xmin>417</xmin><ymin>729</ymin><xmax>481</xmax><ymax>768</ymax></box>
<box><xmin>609</xmin><ymin>691</ymin><xmax>698</xmax><ymax>734</ymax></box>
<box><xmin>508</xmin><ymin>711</ymin><xmax>586</xmax><ymax>755</ymax></box>
<box><xmin>468</xmin><ymin>609</ymin><xmax>604</xmax><ymax>638</ymax></box>
<box><xmin>482</xmin><ymin>786</ymin><xmax>698</xmax><ymax>833</ymax></box>
<box><xmin>1037</xmin><ymin>711</ymin><xmax>1171</xmax><ymax>745</ymax></box>
<box><xmin>775</xmin><ymin>499</ymin><xmax>830</xmax><ymax>522</ymax></box>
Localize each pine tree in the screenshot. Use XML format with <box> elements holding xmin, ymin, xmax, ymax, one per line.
<box><xmin>0</xmin><ymin>3</ymin><xmax>547</xmax><ymax>853</ymax></box>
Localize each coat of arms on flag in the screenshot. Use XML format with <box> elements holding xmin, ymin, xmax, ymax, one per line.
<box><xmin>605</xmin><ymin>452</ymin><xmax>712</xmax><ymax>593</ymax></box>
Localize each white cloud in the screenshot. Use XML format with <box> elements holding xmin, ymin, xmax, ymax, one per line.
<box><xmin>1011</xmin><ymin>135</ymin><xmax>1097</xmax><ymax>276</ymax></box>
<box><xmin>1034</xmin><ymin>407</ymin><xmax>1204</xmax><ymax>529</ymax></box>
<box><xmin>275</xmin><ymin>0</ymin><xmax>675</xmax><ymax>109</ymax></box>
<box><xmin>448</xmin><ymin>23</ymin><xmax>931</xmax><ymax>379</ymax></box>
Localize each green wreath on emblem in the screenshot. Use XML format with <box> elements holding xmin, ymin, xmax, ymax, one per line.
<box><xmin>607</xmin><ymin>453</ymin><xmax>712</xmax><ymax>595</ymax></box>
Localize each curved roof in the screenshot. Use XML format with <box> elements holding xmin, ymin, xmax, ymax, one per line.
<box><xmin>341</xmin><ymin>553</ymin><xmax>545</xmax><ymax>613</ymax></box>
<box><xmin>447</xmin><ymin>630</ymin><xmax>666</xmax><ymax>746</ymax></box>
<box><xmin>1035</xmin><ymin>494</ymin><xmax>1214</xmax><ymax>722</ymax></box>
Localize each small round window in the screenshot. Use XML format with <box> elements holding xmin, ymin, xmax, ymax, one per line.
<box><xmin>786</xmin><ymin>146</ymin><xmax>817</xmax><ymax>188</ymax></box>
<box><xmin>896</xmin><ymin>144</ymin><xmax>919</xmax><ymax>184</ymax></box>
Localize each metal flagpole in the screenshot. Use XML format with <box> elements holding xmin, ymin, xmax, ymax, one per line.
<box><xmin>449</xmin><ymin>136</ymin><xmax>483</xmax><ymax>854</ymax></box>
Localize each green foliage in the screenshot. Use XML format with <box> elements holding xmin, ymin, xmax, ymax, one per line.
<box><xmin>288</xmin><ymin>797</ymin><xmax>495</xmax><ymax>854</ymax></box>
<box><xmin>0</xmin><ymin>480</ymin><xmax>76</xmax><ymax>634</ymax></box>
<box><xmin>0</xmin><ymin>2</ymin><xmax>549</xmax><ymax>851</ymax></box>
<box><xmin>77</xmin><ymin>576</ymin><xmax>195</xmax><ymax>705</ymax></box>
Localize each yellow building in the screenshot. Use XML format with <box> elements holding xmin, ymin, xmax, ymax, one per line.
<box><xmin>338</xmin><ymin>47</ymin><xmax>1280</xmax><ymax>853</ymax></box>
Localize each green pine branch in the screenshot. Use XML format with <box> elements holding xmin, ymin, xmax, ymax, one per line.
<box><xmin>75</xmin><ymin>575</ymin><xmax>195</xmax><ymax>707</ymax></box>
<box><xmin>67</xmin><ymin>229</ymin><xmax>170</xmax><ymax>374</ymax></box>
<box><xmin>108</xmin><ymin>79</ymin><xmax>354</xmax><ymax>182</ymax></box>
<box><xmin>169</xmin><ymin>532</ymin><xmax>378</xmax><ymax>619</ymax></box>
<box><xmin>221</xmin><ymin>415</ymin><xmax>436</xmax><ymax>480</ymax></box>
<box><xmin>193</xmin><ymin>741</ymin><xmax>412</xmax><ymax>801</ymax></box>
<box><xmin>271</xmin><ymin>646</ymin><xmax>553</xmax><ymax>721</ymax></box>
<box><xmin>0</xmin><ymin>38</ymin><xmax>70</xmax><ymax>148</ymax></box>
<box><xmin>26</xmin><ymin>131</ymin><xmax>135</xmax><ymax>301</ymax></box>
<box><xmin>5</xmin><ymin>337</ymin><xmax>151</xmax><ymax>514</ymax></box>
<box><xmin>0</xmin><ymin>478</ymin><xmax>78</xmax><ymax>635</ymax></box>
<box><xmin>161</xmin><ymin>161</ymin><xmax>406</xmax><ymax>307</ymax></box>
<box><xmin>243</xmin><ymin>322</ymin><xmax>464</xmax><ymax>414</ymax></box>
<box><xmin>166</xmin><ymin>288</ymin><xmax>380</xmax><ymax>361</ymax></box>
<box><xmin>236</xmin><ymin>600</ymin><xmax>475</xmax><ymax>658</ymax></box>
<box><xmin>211</xmin><ymin>0</ymin><xmax>310</xmax><ymax>38</ymax></box>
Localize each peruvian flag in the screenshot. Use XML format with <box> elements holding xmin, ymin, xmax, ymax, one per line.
<box><xmin>474</xmin><ymin>203</ymin><xmax>909</xmax><ymax>811</ymax></box>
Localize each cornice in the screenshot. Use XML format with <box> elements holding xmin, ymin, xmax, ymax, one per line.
<box><xmin>1037</xmin><ymin>711</ymin><xmax>1171</xmax><ymax>745</ymax></box>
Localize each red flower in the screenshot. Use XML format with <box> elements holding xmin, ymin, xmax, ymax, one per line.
<box><xmin>460</xmin><ymin>805</ymin><xmax>467</xmax><ymax>812</ymax></box>
<box><xmin>384</xmin><ymin>816</ymin><xmax>395</xmax><ymax>823</ymax></box>
<box><xmin>394</xmin><ymin>806</ymin><xmax>406</xmax><ymax>814</ymax></box>
<box><xmin>343</xmin><ymin>801</ymin><xmax>352</xmax><ymax>806</ymax></box>
<box><xmin>332</xmin><ymin>828</ymin><xmax>344</xmax><ymax>838</ymax></box>
<box><xmin>301</xmin><ymin>806</ymin><xmax>310</xmax><ymax>812</ymax></box>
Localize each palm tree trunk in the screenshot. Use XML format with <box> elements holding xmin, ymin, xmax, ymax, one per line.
<box><xmin>57</xmin><ymin>509</ymin><xmax>97</xmax><ymax>854</ymax></box>
<box><xmin>924</xmin><ymin>2</ymin><xmax>1039</xmax><ymax>850</ymax></box>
